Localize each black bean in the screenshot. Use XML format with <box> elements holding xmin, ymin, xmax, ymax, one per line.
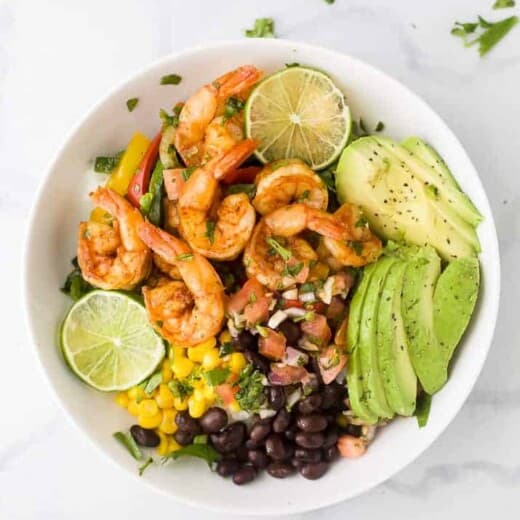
<box><xmin>345</xmin><ymin>424</ymin><xmax>363</xmax><ymax>437</ymax></box>
<box><xmin>250</xmin><ymin>421</ymin><xmax>271</xmax><ymax>443</ymax></box>
<box><xmin>200</xmin><ymin>407</ymin><xmax>228</xmax><ymax>434</ymax></box>
<box><xmin>321</xmin><ymin>382</ymin><xmax>345</xmax><ymax>410</ymax></box>
<box><xmin>210</xmin><ymin>422</ymin><xmax>246</xmax><ymax>454</ymax></box>
<box><xmin>245</xmin><ymin>439</ymin><xmax>260</xmax><ymax>450</ymax></box>
<box><xmin>175</xmin><ymin>411</ymin><xmax>201</xmax><ymax>434</ymax></box>
<box><xmin>294</xmin><ymin>448</ymin><xmax>322</xmax><ymax>463</ymax></box>
<box><xmin>237</xmin><ymin>330</ymin><xmax>257</xmax><ymax>351</ymax></box>
<box><xmin>216</xmin><ymin>458</ymin><xmax>240</xmax><ymax>476</ymax></box>
<box><xmin>300</xmin><ymin>461</ymin><xmax>329</xmax><ymax>480</ymax></box>
<box><xmin>265</xmin><ymin>434</ymin><xmax>292</xmax><ymax>461</ymax></box>
<box><xmin>297</xmin><ymin>393</ymin><xmax>323</xmax><ymax>414</ymax></box>
<box><xmin>244</xmin><ymin>349</ymin><xmax>270</xmax><ymax>374</ymax></box>
<box><xmin>267</xmin><ymin>386</ymin><xmax>286</xmax><ymax>411</ymax></box>
<box><xmin>233</xmin><ymin>465</ymin><xmax>257</xmax><ymax>485</ymax></box>
<box><xmin>272</xmin><ymin>408</ymin><xmax>291</xmax><ymax>433</ymax></box>
<box><xmin>236</xmin><ymin>444</ymin><xmax>249</xmax><ymax>462</ymax></box>
<box><xmin>323</xmin><ymin>445</ymin><xmax>340</xmax><ymax>463</ymax></box>
<box><xmin>308</xmin><ymin>356</ymin><xmax>323</xmax><ymax>385</ymax></box>
<box><xmin>285</xmin><ymin>427</ymin><xmax>296</xmax><ymax>441</ymax></box>
<box><xmin>277</xmin><ymin>320</ymin><xmax>301</xmax><ymax>344</ymax></box>
<box><xmin>291</xmin><ymin>458</ymin><xmax>304</xmax><ymax>469</ymax></box>
<box><xmin>174</xmin><ymin>429</ymin><xmax>196</xmax><ymax>446</ymax></box>
<box><xmin>322</xmin><ymin>428</ymin><xmax>339</xmax><ymax>448</ymax></box>
<box><xmin>295</xmin><ymin>431</ymin><xmax>325</xmax><ymax>449</ymax></box>
<box><xmin>248</xmin><ymin>449</ymin><xmax>269</xmax><ymax>469</ymax></box>
<box><xmin>296</xmin><ymin>414</ymin><xmax>328</xmax><ymax>433</ymax></box>
<box><xmin>267</xmin><ymin>462</ymin><xmax>295</xmax><ymax>478</ymax></box>
<box><xmin>130</xmin><ymin>425</ymin><xmax>160</xmax><ymax>447</ymax></box>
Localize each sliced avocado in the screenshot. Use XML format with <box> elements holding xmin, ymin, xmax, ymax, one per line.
<box><xmin>346</xmin><ymin>264</ymin><xmax>379</xmax><ymax>424</ymax></box>
<box><xmin>336</xmin><ymin>136</ymin><xmax>478</xmax><ymax>260</ymax></box>
<box><xmin>401</xmin><ymin>136</ymin><xmax>482</xmax><ymax>226</ymax></box>
<box><xmin>433</xmin><ymin>256</ymin><xmax>480</xmax><ymax>369</ymax></box>
<box><xmin>376</xmin><ymin>260</ymin><xmax>417</xmax><ymax>416</ymax></box>
<box><xmin>400</xmin><ymin>244</ymin><xmax>444</xmax><ymax>394</ymax></box>
<box><xmin>357</xmin><ymin>256</ymin><xmax>396</xmax><ymax>419</ymax></box>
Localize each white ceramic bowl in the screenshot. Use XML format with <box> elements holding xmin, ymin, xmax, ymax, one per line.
<box><xmin>23</xmin><ymin>39</ymin><xmax>500</xmax><ymax>515</ymax></box>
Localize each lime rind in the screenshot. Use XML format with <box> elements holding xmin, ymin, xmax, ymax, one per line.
<box><xmin>245</xmin><ymin>66</ymin><xmax>351</xmax><ymax>170</ymax></box>
<box><xmin>61</xmin><ymin>290</ymin><xmax>164</xmax><ymax>392</ymax></box>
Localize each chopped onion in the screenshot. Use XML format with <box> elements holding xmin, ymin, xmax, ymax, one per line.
<box><xmin>285</xmin><ymin>388</ymin><xmax>302</xmax><ymax>410</ymax></box>
<box><xmin>299</xmin><ymin>291</ymin><xmax>316</xmax><ymax>303</ymax></box>
<box><xmin>284</xmin><ymin>307</ymin><xmax>307</xmax><ymax>318</ymax></box>
<box><xmin>259</xmin><ymin>409</ymin><xmax>277</xmax><ymax>419</ymax></box>
<box><xmin>317</xmin><ymin>276</ymin><xmax>335</xmax><ymax>304</ymax></box>
<box><xmin>267</xmin><ymin>310</ymin><xmax>288</xmax><ymax>329</ymax></box>
<box><xmin>229</xmin><ymin>410</ymin><xmax>250</xmax><ymax>422</ymax></box>
<box><xmin>284</xmin><ymin>346</ymin><xmax>309</xmax><ymax>367</ymax></box>
<box><xmin>268</xmin><ymin>297</ymin><xmax>277</xmax><ymax>311</ymax></box>
<box><xmin>282</xmin><ymin>288</ymin><xmax>298</xmax><ymax>300</ymax></box>
<box><xmin>227</xmin><ymin>318</ymin><xmax>240</xmax><ymax>338</ymax></box>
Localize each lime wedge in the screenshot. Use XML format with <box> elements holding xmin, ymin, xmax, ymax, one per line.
<box><xmin>245</xmin><ymin>66</ymin><xmax>351</xmax><ymax>170</ymax></box>
<box><xmin>60</xmin><ymin>291</ymin><xmax>164</xmax><ymax>391</ymax></box>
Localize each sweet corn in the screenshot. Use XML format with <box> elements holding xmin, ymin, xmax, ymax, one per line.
<box><xmin>188</xmin><ymin>395</ymin><xmax>207</xmax><ymax>418</ymax></box>
<box><xmin>202</xmin><ymin>349</ymin><xmax>221</xmax><ymax>370</ymax></box>
<box><xmin>219</xmin><ymin>330</ymin><xmax>232</xmax><ymax>345</ymax></box>
<box><xmin>138</xmin><ymin>410</ymin><xmax>163</xmax><ymax>429</ymax></box>
<box><xmin>192</xmin><ymin>387</ymin><xmax>206</xmax><ymax>402</ymax></box>
<box><xmin>155</xmin><ymin>384</ymin><xmax>175</xmax><ymax>409</ymax></box>
<box><xmin>172</xmin><ymin>356</ymin><xmax>194</xmax><ymax>379</ymax></box>
<box><xmin>161</xmin><ymin>359</ymin><xmax>173</xmax><ymax>383</ymax></box>
<box><xmin>156</xmin><ymin>431</ymin><xmax>170</xmax><ymax>456</ymax></box>
<box><xmin>187</xmin><ymin>337</ymin><xmax>216</xmax><ymax>363</ymax></box>
<box><xmin>191</xmin><ymin>377</ymin><xmax>205</xmax><ymax>389</ymax></box>
<box><xmin>228</xmin><ymin>399</ymin><xmax>240</xmax><ymax>413</ymax></box>
<box><xmin>170</xmin><ymin>345</ymin><xmax>186</xmax><ymax>361</ymax></box>
<box><xmin>173</xmin><ymin>396</ymin><xmax>189</xmax><ymax>411</ymax></box>
<box><xmin>127</xmin><ymin>400</ymin><xmax>140</xmax><ymax>416</ymax></box>
<box><xmin>139</xmin><ymin>399</ymin><xmax>159</xmax><ymax>417</ymax></box>
<box><xmin>115</xmin><ymin>392</ymin><xmax>129</xmax><ymax>408</ymax></box>
<box><xmin>228</xmin><ymin>352</ymin><xmax>246</xmax><ymax>374</ymax></box>
<box><xmin>127</xmin><ymin>386</ymin><xmax>146</xmax><ymax>402</ymax></box>
<box><xmin>309</xmin><ymin>261</ymin><xmax>330</xmax><ymax>281</ymax></box>
<box><xmin>159</xmin><ymin>409</ymin><xmax>178</xmax><ymax>434</ymax></box>
<box><xmin>202</xmin><ymin>385</ymin><xmax>216</xmax><ymax>402</ymax></box>
<box><xmin>167</xmin><ymin>437</ymin><xmax>181</xmax><ymax>453</ymax></box>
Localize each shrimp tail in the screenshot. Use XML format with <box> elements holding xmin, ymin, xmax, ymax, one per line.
<box><xmin>212</xmin><ymin>138</ymin><xmax>258</xmax><ymax>180</ymax></box>
<box><xmin>215</xmin><ymin>65</ymin><xmax>263</xmax><ymax>99</ymax></box>
<box><xmin>138</xmin><ymin>221</ymin><xmax>190</xmax><ymax>261</ymax></box>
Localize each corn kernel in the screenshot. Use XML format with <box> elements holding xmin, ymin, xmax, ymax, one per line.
<box><xmin>187</xmin><ymin>337</ymin><xmax>216</xmax><ymax>363</ymax></box>
<box><xmin>191</xmin><ymin>377</ymin><xmax>205</xmax><ymax>389</ymax></box>
<box><xmin>127</xmin><ymin>386</ymin><xmax>145</xmax><ymax>402</ymax></box>
<box><xmin>202</xmin><ymin>385</ymin><xmax>216</xmax><ymax>402</ymax></box>
<box><xmin>139</xmin><ymin>399</ymin><xmax>159</xmax><ymax>417</ymax></box>
<box><xmin>228</xmin><ymin>399</ymin><xmax>240</xmax><ymax>412</ymax></box>
<box><xmin>228</xmin><ymin>352</ymin><xmax>246</xmax><ymax>374</ymax></box>
<box><xmin>192</xmin><ymin>387</ymin><xmax>206</xmax><ymax>401</ymax></box>
<box><xmin>219</xmin><ymin>330</ymin><xmax>232</xmax><ymax>345</ymax></box>
<box><xmin>167</xmin><ymin>437</ymin><xmax>181</xmax><ymax>453</ymax></box>
<box><xmin>138</xmin><ymin>410</ymin><xmax>162</xmax><ymax>429</ymax></box>
<box><xmin>115</xmin><ymin>392</ymin><xmax>129</xmax><ymax>408</ymax></box>
<box><xmin>309</xmin><ymin>261</ymin><xmax>330</xmax><ymax>281</ymax></box>
<box><xmin>156</xmin><ymin>431</ymin><xmax>170</xmax><ymax>456</ymax></box>
<box><xmin>202</xmin><ymin>349</ymin><xmax>221</xmax><ymax>370</ymax></box>
<box><xmin>161</xmin><ymin>359</ymin><xmax>173</xmax><ymax>383</ymax></box>
<box><xmin>159</xmin><ymin>409</ymin><xmax>178</xmax><ymax>434</ymax></box>
<box><xmin>172</xmin><ymin>357</ymin><xmax>194</xmax><ymax>379</ymax></box>
<box><xmin>173</xmin><ymin>396</ymin><xmax>189</xmax><ymax>411</ymax></box>
<box><xmin>188</xmin><ymin>395</ymin><xmax>207</xmax><ymax>418</ymax></box>
<box><xmin>170</xmin><ymin>345</ymin><xmax>185</xmax><ymax>361</ymax></box>
<box><xmin>127</xmin><ymin>400</ymin><xmax>140</xmax><ymax>416</ymax></box>
<box><xmin>155</xmin><ymin>384</ymin><xmax>175</xmax><ymax>409</ymax></box>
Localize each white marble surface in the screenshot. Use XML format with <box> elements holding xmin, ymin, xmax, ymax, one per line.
<box><xmin>1</xmin><ymin>0</ymin><xmax>519</xmax><ymax>518</ymax></box>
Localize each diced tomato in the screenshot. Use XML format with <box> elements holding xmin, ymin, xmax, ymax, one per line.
<box><xmin>220</xmin><ymin>165</ymin><xmax>261</xmax><ymax>184</ymax></box>
<box><xmin>268</xmin><ymin>364</ymin><xmax>309</xmax><ymax>385</ymax></box>
<box><xmin>259</xmin><ymin>329</ymin><xmax>287</xmax><ymax>361</ymax></box>
<box><xmin>337</xmin><ymin>435</ymin><xmax>367</xmax><ymax>458</ymax></box>
<box><xmin>227</xmin><ymin>277</ymin><xmax>270</xmax><ymax>326</ymax></box>
<box><xmin>309</xmin><ymin>301</ymin><xmax>327</xmax><ymax>314</ymax></box>
<box><xmin>216</xmin><ymin>383</ymin><xmax>237</xmax><ymax>406</ymax></box>
<box><xmin>282</xmin><ymin>299</ymin><xmax>304</xmax><ymax>310</ymax></box>
<box><xmin>301</xmin><ymin>314</ymin><xmax>331</xmax><ymax>348</ymax></box>
<box><xmin>163</xmin><ymin>169</ymin><xmax>186</xmax><ymax>201</ymax></box>
<box><xmin>333</xmin><ymin>272</ymin><xmax>356</xmax><ymax>294</ymax></box>
<box><xmin>318</xmin><ymin>345</ymin><xmax>347</xmax><ymax>384</ymax></box>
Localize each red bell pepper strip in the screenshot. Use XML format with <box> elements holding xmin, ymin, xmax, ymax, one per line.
<box><xmin>127</xmin><ymin>131</ymin><xmax>162</xmax><ymax>207</ymax></box>
<box><xmin>220</xmin><ymin>165</ymin><xmax>262</xmax><ymax>184</ymax></box>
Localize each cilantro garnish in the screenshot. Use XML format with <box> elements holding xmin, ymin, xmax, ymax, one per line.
<box><xmin>244</xmin><ymin>18</ymin><xmax>275</xmax><ymax>38</ymax></box>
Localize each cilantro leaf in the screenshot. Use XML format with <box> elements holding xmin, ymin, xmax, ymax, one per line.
<box><xmin>126</xmin><ymin>98</ymin><xmax>139</xmax><ymax>112</ymax></box>
<box><xmin>94</xmin><ymin>151</ymin><xmax>123</xmax><ymax>173</ymax></box>
<box><xmin>61</xmin><ymin>257</ymin><xmax>93</xmax><ymax>301</ymax></box>
<box><xmin>235</xmin><ymin>365</ymin><xmax>265</xmax><ymax>412</ymax></box>
<box><xmin>167</xmin><ymin>379</ymin><xmax>192</xmax><ymax>400</ymax></box>
<box><xmin>219</xmin><ymin>342</ymin><xmax>233</xmax><ymax>357</ymax></box>
<box><xmin>266</xmin><ymin>237</ymin><xmax>292</xmax><ymax>261</ymax></box>
<box><xmin>203</xmin><ymin>367</ymin><xmax>231</xmax><ymax>386</ymax></box>
<box><xmin>160</xmin><ymin>74</ymin><xmax>182</xmax><ymax>85</ymax></box>
<box><xmin>165</xmin><ymin>443</ymin><xmax>221</xmax><ymax>466</ymax></box>
<box><xmin>174</xmin><ymin>253</ymin><xmax>194</xmax><ymax>262</ymax></box>
<box><xmin>113</xmin><ymin>431</ymin><xmax>142</xmax><ymax>460</ymax></box>
<box><xmin>223</xmin><ymin>96</ymin><xmax>245</xmax><ymax>120</ymax></box>
<box><xmin>244</xmin><ymin>18</ymin><xmax>275</xmax><ymax>38</ymax></box>
<box><xmin>493</xmin><ymin>0</ymin><xmax>515</xmax><ymax>8</ymax></box>
<box><xmin>205</xmin><ymin>220</ymin><xmax>216</xmax><ymax>245</ymax></box>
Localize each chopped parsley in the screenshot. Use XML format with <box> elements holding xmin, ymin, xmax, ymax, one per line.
<box><xmin>223</xmin><ymin>96</ymin><xmax>245</xmax><ymax>120</ymax></box>
<box><xmin>61</xmin><ymin>257</ymin><xmax>93</xmax><ymax>301</ymax></box>
<box><xmin>219</xmin><ymin>342</ymin><xmax>233</xmax><ymax>357</ymax></box>
<box><xmin>282</xmin><ymin>262</ymin><xmax>304</xmax><ymax>277</ymax></box>
<box><xmin>244</xmin><ymin>17</ymin><xmax>275</xmax><ymax>38</ymax></box>
<box><xmin>249</xmin><ymin>292</ymin><xmax>257</xmax><ymax>304</ymax></box>
<box><xmin>235</xmin><ymin>365</ymin><xmax>266</xmax><ymax>412</ymax></box>
<box><xmin>451</xmin><ymin>14</ymin><xmax>519</xmax><ymax>56</ymax></box>
<box><xmin>94</xmin><ymin>151</ymin><xmax>123</xmax><ymax>173</ymax></box>
<box><xmin>159</xmin><ymin>104</ymin><xmax>182</xmax><ymax>128</ymax></box>
<box><xmin>355</xmin><ymin>215</ymin><xmax>368</xmax><ymax>227</ymax></box>
<box><xmin>266</xmin><ymin>237</ymin><xmax>292</xmax><ymax>261</ymax></box>
<box><xmin>285</xmin><ymin>62</ymin><xmax>300</xmax><ymax>68</ymax></box>
<box><xmin>318</xmin><ymin>167</ymin><xmax>337</xmax><ymax>194</ymax></box>
<box><xmin>297</xmin><ymin>189</ymin><xmax>311</xmax><ymax>202</ymax></box>
<box><xmin>349</xmin><ymin>240</ymin><xmax>364</xmax><ymax>256</ymax></box>
<box><xmin>299</xmin><ymin>282</ymin><xmax>315</xmax><ymax>293</ymax></box>
<box><xmin>175</xmin><ymin>253</ymin><xmax>194</xmax><ymax>262</ymax></box>
<box><xmin>181</xmin><ymin>166</ymin><xmax>196</xmax><ymax>181</ymax></box>
<box><xmin>167</xmin><ymin>379</ymin><xmax>192</xmax><ymax>400</ymax></box>
<box><xmin>203</xmin><ymin>367</ymin><xmax>231</xmax><ymax>386</ymax></box>
<box><xmin>493</xmin><ymin>0</ymin><xmax>515</xmax><ymax>8</ymax></box>
<box><xmin>126</xmin><ymin>98</ymin><xmax>139</xmax><ymax>112</ymax></box>
<box><xmin>205</xmin><ymin>220</ymin><xmax>216</xmax><ymax>245</ymax></box>
<box><xmin>160</xmin><ymin>73</ymin><xmax>182</xmax><ymax>85</ymax></box>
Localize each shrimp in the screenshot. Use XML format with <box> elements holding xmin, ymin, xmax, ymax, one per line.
<box><xmin>174</xmin><ymin>65</ymin><xmax>262</xmax><ymax>166</ymax></box>
<box><xmin>138</xmin><ymin>222</ymin><xmax>225</xmax><ymax>346</ymax></box>
<box><xmin>252</xmin><ymin>159</ymin><xmax>328</xmax><ymax>215</ymax></box>
<box><xmin>322</xmin><ymin>204</ymin><xmax>382</xmax><ymax>267</ymax></box>
<box><xmin>77</xmin><ymin>187</ymin><xmax>151</xmax><ymax>290</ymax></box>
<box><xmin>177</xmin><ymin>139</ymin><xmax>257</xmax><ymax>260</ymax></box>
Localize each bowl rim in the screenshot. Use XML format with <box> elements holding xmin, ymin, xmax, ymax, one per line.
<box><xmin>22</xmin><ymin>38</ymin><xmax>501</xmax><ymax>515</ymax></box>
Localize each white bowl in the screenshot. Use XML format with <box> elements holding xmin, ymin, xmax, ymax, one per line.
<box><xmin>23</xmin><ymin>39</ymin><xmax>500</xmax><ymax>515</ymax></box>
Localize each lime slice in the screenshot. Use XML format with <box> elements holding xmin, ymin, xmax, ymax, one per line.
<box><xmin>61</xmin><ymin>291</ymin><xmax>165</xmax><ymax>391</ymax></box>
<box><xmin>245</xmin><ymin>66</ymin><xmax>351</xmax><ymax>170</ymax></box>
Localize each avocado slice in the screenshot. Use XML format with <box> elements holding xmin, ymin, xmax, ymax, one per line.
<box><xmin>401</xmin><ymin>136</ymin><xmax>482</xmax><ymax>226</ymax></box>
<box><xmin>336</xmin><ymin>136</ymin><xmax>480</xmax><ymax>260</ymax></box>
<box><xmin>346</xmin><ymin>264</ymin><xmax>379</xmax><ymax>424</ymax></box>
<box><xmin>433</xmin><ymin>256</ymin><xmax>480</xmax><ymax>370</ymax></box>
<box><xmin>376</xmin><ymin>260</ymin><xmax>417</xmax><ymax>416</ymax></box>
<box><xmin>400</xmin><ymin>245</ymin><xmax>444</xmax><ymax>394</ymax></box>
<box><xmin>357</xmin><ymin>256</ymin><xmax>396</xmax><ymax>419</ymax></box>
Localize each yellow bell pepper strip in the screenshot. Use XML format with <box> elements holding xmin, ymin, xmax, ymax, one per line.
<box><xmin>127</xmin><ymin>132</ymin><xmax>162</xmax><ymax>207</ymax></box>
<box><xmin>90</xmin><ymin>132</ymin><xmax>150</xmax><ymax>222</ymax></box>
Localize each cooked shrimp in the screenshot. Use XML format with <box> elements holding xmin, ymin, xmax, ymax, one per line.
<box><xmin>153</xmin><ymin>252</ymin><xmax>182</xmax><ymax>280</ymax></box>
<box><xmin>243</xmin><ymin>220</ymin><xmax>318</xmax><ymax>291</ymax></box>
<box><xmin>253</xmin><ymin>159</ymin><xmax>328</xmax><ymax>215</ymax></box>
<box><xmin>138</xmin><ymin>222</ymin><xmax>225</xmax><ymax>346</ymax></box>
<box><xmin>322</xmin><ymin>204</ymin><xmax>382</xmax><ymax>267</ymax></box>
<box><xmin>178</xmin><ymin>139</ymin><xmax>257</xmax><ymax>260</ymax></box>
<box><xmin>77</xmin><ymin>187</ymin><xmax>151</xmax><ymax>290</ymax></box>
<box><xmin>204</xmin><ymin>115</ymin><xmax>245</xmax><ymax>160</ymax></box>
<box><xmin>174</xmin><ymin>65</ymin><xmax>262</xmax><ymax>166</ymax></box>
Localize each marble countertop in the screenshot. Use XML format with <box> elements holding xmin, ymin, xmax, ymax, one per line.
<box><xmin>1</xmin><ymin>0</ymin><xmax>519</xmax><ymax>518</ymax></box>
